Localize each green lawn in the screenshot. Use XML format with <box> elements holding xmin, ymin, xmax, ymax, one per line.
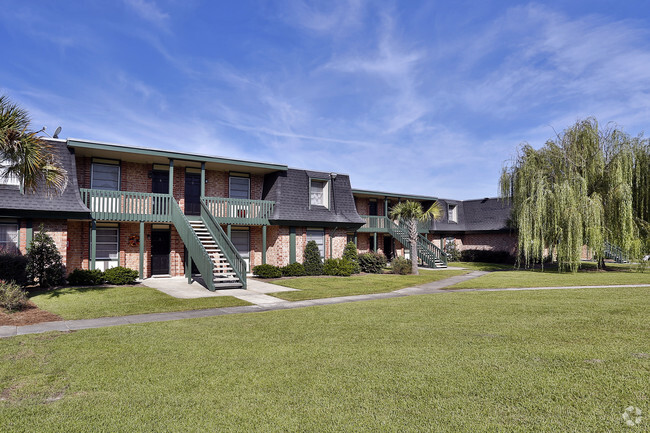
<box><xmin>448</xmin><ymin>268</ymin><xmax>649</xmax><ymax>289</ymax></box>
<box><xmin>268</xmin><ymin>269</ymin><xmax>469</xmax><ymax>301</ymax></box>
<box><xmin>1</xmin><ymin>287</ymin><xmax>648</xmax><ymax>432</ymax></box>
<box><xmin>449</xmin><ymin>261</ymin><xmax>516</xmax><ymax>271</ymax></box>
<box><xmin>29</xmin><ymin>285</ymin><xmax>249</xmax><ymax>320</ymax></box>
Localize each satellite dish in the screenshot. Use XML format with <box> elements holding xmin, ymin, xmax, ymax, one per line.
<box><xmin>53</xmin><ymin>126</ymin><xmax>62</xmax><ymax>139</ymax></box>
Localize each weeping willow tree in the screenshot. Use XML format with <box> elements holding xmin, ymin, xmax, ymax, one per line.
<box><xmin>500</xmin><ymin>118</ymin><xmax>650</xmax><ymax>272</ymax></box>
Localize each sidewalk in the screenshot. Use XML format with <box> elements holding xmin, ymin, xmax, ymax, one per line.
<box><xmin>2</xmin><ymin>272</ymin><xmax>649</xmax><ymax>338</ymax></box>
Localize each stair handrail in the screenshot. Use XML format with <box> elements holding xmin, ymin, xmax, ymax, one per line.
<box><xmin>385</xmin><ymin>217</ymin><xmax>447</xmax><ymax>268</ymax></box>
<box><xmin>604</xmin><ymin>240</ymin><xmax>629</xmax><ymax>263</ymax></box>
<box><xmin>416</xmin><ymin>233</ymin><xmax>448</xmax><ymax>266</ymax></box>
<box><xmin>200</xmin><ymin>199</ymin><xmax>247</xmax><ymax>289</ymax></box>
<box><xmin>169</xmin><ymin>199</ymin><xmax>216</xmax><ymax>291</ymax></box>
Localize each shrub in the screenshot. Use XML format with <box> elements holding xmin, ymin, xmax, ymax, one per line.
<box><xmin>281</xmin><ymin>262</ymin><xmax>306</xmax><ymax>277</ymax></box>
<box><xmin>26</xmin><ymin>225</ymin><xmax>65</xmax><ymax>288</ymax></box>
<box><xmin>460</xmin><ymin>249</ymin><xmax>514</xmax><ymax>264</ymax></box>
<box><xmin>253</xmin><ymin>264</ymin><xmax>282</xmax><ymax>279</ymax></box>
<box><xmin>0</xmin><ymin>252</ymin><xmax>27</xmax><ymax>286</ymax></box>
<box><xmin>391</xmin><ymin>256</ymin><xmax>412</xmax><ymax>275</ymax></box>
<box><xmin>342</xmin><ymin>242</ymin><xmax>361</xmax><ymax>274</ymax></box>
<box><xmin>104</xmin><ymin>266</ymin><xmax>139</xmax><ymax>285</ymax></box>
<box><xmin>304</xmin><ymin>240</ymin><xmax>323</xmax><ymax>276</ymax></box>
<box><xmin>67</xmin><ymin>269</ymin><xmax>105</xmax><ymax>286</ymax></box>
<box><xmin>323</xmin><ymin>258</ymin><xmax>355</xmax><ymax>276</ymax></box>
<box><xmin>0</xmin><ymin>281</ymin><xmax>28</xmax><ymax>311</ymax></box>
<box><xmin>445</xmin><ymin>243</ymin><xmax>462</xmax><ymax>262</ymax></box>
<box><xmin>358</xmin><ymin>252</ymin><xmax>387</xmax><ymax>273</ymax></box>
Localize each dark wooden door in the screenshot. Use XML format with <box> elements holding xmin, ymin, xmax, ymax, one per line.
<box><xmin>151</xmin><ymin>170</ymin><xmax>169</xmax><ymax>215</ymax></box>
<box><xmin>151</xmin><ymin>230</ymin><xmax>170</xmax><ymax>275</ymax></box>
<box><xmin>185</xmin><ymin>172</ymin><xmax>201</xmax><ymax>216</ymax></box>
<box><xmin>369</xmin><ymin>200</ymin><xmax>378</xmax><ymax>216</ymax></box>
<box><xmin>383</xmin><ymin>235</ymin><xmax>394</xmax><ymax>260</ymax></box>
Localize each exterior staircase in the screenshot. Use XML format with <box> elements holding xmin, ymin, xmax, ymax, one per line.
<box><xmin>604</xmin><ymin>240</ymin><xmax>630</xmax><ymax>263</ymax></box>
<box><xmin>387</xmin><ymin>218</ymin><xmax>448</xmax><ymax>268</ymax></box>
<box><xmin>189</xmin><ymin>221</ymin><xmax>243</xmax><ymax>288</ymax></box>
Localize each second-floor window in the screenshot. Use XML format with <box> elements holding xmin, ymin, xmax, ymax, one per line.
<box><xmin>0</xmin><ymin>160</ymin><xmax>20</xmax><ymax>186</ymax></box>
<box><xmin>448</xmin><ymin>204</ymin><xmax>458</xmax><ymax>223</ymax></box>
<box><xmin>310</xmin><ymin>179</ymin><xmax>328</xmax><ymax>207</ymax></box>
<box><xmin>229</xmin><ymin>175</ymin><xmax>250</xmax><ymax>199</ymax></box>
<box><xmin>91</xmin><ymin>161</ymin><xmax>120</xmax><ymax>191</ymax></box>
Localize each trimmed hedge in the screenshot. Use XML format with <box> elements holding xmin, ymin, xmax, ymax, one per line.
<box><xmin>281</xmin><ymin>262</ymin><xmax>306</xmax><ymax>277</ymax></box>
<box><xmin>67</xmin><ymin>269</ymin><xmax>105</xmax><ymax>286</ymax></box>
<box><xmin>460</xmin><ymin>249</ymin><xmax>515</xmax><ymax>264</ymax></box>
<box><xmin>0</xmin><ymin>281</ymin><xmax>28</xmax><ymax>311</ymax></box>
<box><xmin>323</xmin><ymin>258</ymin><xmax>355</xmax><ymax>277</ymax></box>
<box><xmin>391</xmin><ymin>257</ymin><xmax>412</xmax><ymax>275</ymax></box>
<box><xmin>26</xmin><ymin>226</ymin><xmax>65</xmax><ymax>288</ymax></box>
<box><xmin>342</xmin><ymin>242</ymin><xmax>361</xmax><ymax>274</ymax></box>
<box><xmin>0</xmin><ymin>252</ymin><xmax>28</xmax><ymax>286</ymax></box>
<box><xmin>253</xmin><ymin>264</ymin><xmax>282</xmax><ymax>279</ymax></box>
<box><xmin>104</xmin><ymin>267</ymin><xmax>139</xmax><ymax>285</ymax></box>
<box><xmin>358</xmin><ymin>252</ymin><xmax>387</xmax><ymax>274</ymax></box>
<box><xmin>304</xmin><ymin>241</ymin><xmax>323</xmax><ymax>276</ymax></box>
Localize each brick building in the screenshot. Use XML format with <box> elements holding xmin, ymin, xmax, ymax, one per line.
<box><xmin>0</xmin><ymin>137</ymin><xmax>514</xmax><ymax>290</ymax></box>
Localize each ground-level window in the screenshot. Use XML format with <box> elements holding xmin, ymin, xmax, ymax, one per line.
<box><xmin>307</xmin><ymin>228</ymin><xmax>325</xmax><ymax>257</ymax></box>
<box><xmin>231</xmin><ymin>229</ymin><xmax>250</xmax><ymax>259</ymax></box>
<box><xmin>444</xmin><ymin>237</ymin><xmax>455</xmax><ymax>252</ymax></box>
<box><xmin>96</xmin><ymin>226</ymin><xmax>119</xmax><ymax>260</ymax></box>
<box><xmin>0</xmin><ymin>222</ymin><xmax>19</xmax><ymax>253</ymax></box>
<box><xmin>91</xmin><ymin>160</ymin><xmax>120</xmax><ymax>191</ymax></box>
<box><xmin>347</xmin><ymin>233</ymin><xmax>355</xmax><ymax>245</ymax></box>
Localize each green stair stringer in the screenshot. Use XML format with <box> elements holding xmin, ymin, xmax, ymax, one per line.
<box><xmin>170</xmin><ymin>199</ymin><xmax>216</xmax><ymax>291</ymax></box>
<box><xmin>385</xmin><ymin>218</ymin><xmax>447</xmax><ymax>268</ymax></box>
<box><xmin>604</xmin><ymin>240</ymin><xmax>630</xmax><ymax>263</ymax></box>
<box><xmin>200</xmin><ymin>200</ymin><xmax>247</xmax><ymax>289</ymax></box>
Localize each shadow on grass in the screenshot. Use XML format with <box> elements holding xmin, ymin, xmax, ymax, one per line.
<box><xmin>28</xmin><ymin>284</ymin><xmax>140</xmax><ymax>299</ymax></box>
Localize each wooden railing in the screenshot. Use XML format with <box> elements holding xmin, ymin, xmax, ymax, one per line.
<box><xmin>358</xmin><ymin>216</ymin><xmax>428</xmax><ymax>233</ymax></box>
<box><xmin>202</xmin><ymin>196</ymin><xmax>274</xmax><ymax>225</ymax></box>
<box><xmin>201</xmin><ymin>201</ymin><xmax>247</xmax><ymax>289</ymax></box>
<box><xmin>604</xmin><ymin>240</ymin><xmax>629</xmax><ymax>263</ymax></box>
<box><xmin>170</xmin><ymin>199</ymin><xmax>216</xmax><ymax>291</ymax></box>
<box><xmin>80</xmin><ymin>189</ymin><xmax>171</xmax><ymax>222</ymax></box>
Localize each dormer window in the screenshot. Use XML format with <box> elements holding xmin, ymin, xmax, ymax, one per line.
<box><xmin>310</xmin><ymin>179</ymin><xmax>329</xmax><ymax>208</ymax></box>
<box><xmin>0</xmin><ymin>160</ymin><xmax>19</xmax><ymax>186</ymax></box>
<box><xmin>448</xmin><ymin>204</ymin><xmax>457</xmax><ymax>223</ymax></box>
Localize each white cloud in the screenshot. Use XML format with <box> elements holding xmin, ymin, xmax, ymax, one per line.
<box><xmin>123</xmin><ymin>0</ymin><xmax>169</xmax><ymax>28</ymax></box>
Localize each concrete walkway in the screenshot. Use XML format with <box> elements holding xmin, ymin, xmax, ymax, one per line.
<box><xmin>2</xmin><ymin>272</ymin><xmax>649</xmax><ymax>338</ymax></box>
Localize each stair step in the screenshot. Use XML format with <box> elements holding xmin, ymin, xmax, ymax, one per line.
<box><xmin>212</xmin><ymin>283</ymin><xmax>243</xmax><ymax>289</ymax></box>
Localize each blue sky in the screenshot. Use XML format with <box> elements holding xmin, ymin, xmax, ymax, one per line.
<box><xmin>2</xmin><ymin>1</ymin><xmax>650</xmax><ymax>199</ymax></box>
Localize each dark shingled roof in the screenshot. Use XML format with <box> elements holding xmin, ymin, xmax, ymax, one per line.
<box><xmin>431</xmin><ymin>197</ymin><xmax>512</xmax><ymax>232</ymax></box>
<box><xmin>0</xmin><ymin>139</ymin><xmax>91</xmax><ymax>219</ymax></box>
<box><xmin>263</xmin><ymin>168</ymin><xmax>365</xmax><ymax>228</ymax></box>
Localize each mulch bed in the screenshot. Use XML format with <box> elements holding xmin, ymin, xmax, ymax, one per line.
<box><xmin>0</xmin><ymin>301</ymin><xmax>62</xmax><ymax>326</ymax></box>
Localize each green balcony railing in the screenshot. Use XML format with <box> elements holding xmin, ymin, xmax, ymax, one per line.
<box><xmin>201</xmin><ymin>200</ymin><xmax>247</xmax><ymax>289</ymax></box>
<box><xmin>80</xmin><ymin>189</ymin><xmax>171</xmax><ymax>222</ymax></box>
<box><xmin>358</xmin><ymin>216</ymin><xmax>429</xmax><ymax>233</ymax></box>
<box><xmin>202</xmin><ymin>196</ymin><xmax>274</xmax><ymax>225</ymax></box>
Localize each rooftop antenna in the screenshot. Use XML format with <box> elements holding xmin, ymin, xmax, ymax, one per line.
<box><xmin>53</xmin><ymin>126</ymin><xmax>62</xmax><ymax>139</ymax></box>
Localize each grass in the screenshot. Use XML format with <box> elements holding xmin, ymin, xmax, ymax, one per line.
<box><xmin>448</xmin><ymin>266</ymin><xmax>649</xmax><ymax>289</ymax></box>
<box><xmin>29</xmin><ymin>285</ymin><xmax>250</xmax><ymax>320</ymax></box>
<box><xmin>449</xmin><ymin>261</ymin><xmax>516</xmax><ymax>271</ymax></box>
<box><xmin>0</xmin><ymin>286</ymin><xmax>648</xmax><ymax>432</ymax></box>
<box><xmin>268</xmin><ymin>269</ymin><xmax>469</xmax><ymax>301</ymax></box>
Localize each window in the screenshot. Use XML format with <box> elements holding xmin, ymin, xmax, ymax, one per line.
<box><xmin>368</xmin><ymin>199</ymin><xmax>378</xmax><ymax>216</ymax></box>
<box><xmin>231</xmin><ymin>229</ymin><xmax>250</xmax><ymax>259</ymax></box>
<box><xmin>229</xmin><ymin>176</ymin><xmax>250</xmax><ymax>199</ymax></box>
<box><xmin>444</xmin><ymin>237</ymin><xmax>455</xmax><ymax>252</ymax></box>
<box><xmin>91</xmin><ymin>162</ymin><xmax>120</xmax><ymax>191</ymax></box>
<box><xmin>0</xmin><ymin>223</ymin><xmax>19</xmax><ymax>253</ymax></box>
<box><xmin>306</xmin><ymin>228</ymin><xmax>325</xmax><ymax>257</ymax></box>
<box><xmin>347</xmin><ymin>233</ymin><xmax>355</xmax><ymax>245</ymax></box>
<box><xmin>448</xmin><ymin>204</ymin><xmax>458</xmax><ymax>223</ymax></box>
<box><xmin>0</xmin><ymin>160</ymin><xmax>19</xmax><ymax>186</ymax></box>
<box><xmin>310</xmin><ymin>179</ymin><xmax>328</xmax><ymax>208</ymax></box>
<box><xmin>96</xmin><ymin>227</ymin><xmax>119</xmax><ymax>260</ymax></box>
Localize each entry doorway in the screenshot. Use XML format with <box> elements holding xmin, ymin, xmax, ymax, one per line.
<box><xmin>151</xmin><ymin>229</ymin><xmax>171</xmax><ymax>275</ymax></box>
<box><xmin>185</xmin><ymin>172</ymin><xmax>201</xmax><ymax>216</ymax></box>
<box><xmin>383</xmin><ymin>235</ymin><xmax>394</xmax><ymax>260</ymax></box>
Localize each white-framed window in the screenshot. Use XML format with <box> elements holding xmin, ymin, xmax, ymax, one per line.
<box><xmin>96</xmin><ymin>226</ymin><xmax>119</xmax><ymax>260</ymax></box>
<box><xmin>448</xmin><ymin>204</ymin><xmax>458</xmax><ymax>223</ymax></box>
<box><xmin>310</xmin><ymin>179</ymin><xmax>329</xmax><ymax>208</ymax></box>
<box><xmin>229</xmin><ymin>175</ymin><xmax>250</xmax><ymax>199</ymax></box>
<box><xmin>0</xmin><ymin>223</ymin><xmax>19</xmax><ymax>253</ymax></box>
<box><xmin>0</xmin><ymin>160</ymin><xmax>20</xmax><ymax>186</ymax></box>
<box><xmin>91</xmin><ymin>160</ymin><xmax>120</xmax><ymax>191</ymax></box>
<box><xmin>307</xmin><ymin>228</ymin><xmax>325</xmax><ymax>257</ymax></box>
<box><xmin>231</xmin><ymin>229</ymin><xmax>250</xmax><ymax>259</ymax></box>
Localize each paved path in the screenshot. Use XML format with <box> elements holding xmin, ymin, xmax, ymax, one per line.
<box><xmin>2</xmin><ymin>272</ymin><xmax>649</xmax><ymax>338</ymax></box>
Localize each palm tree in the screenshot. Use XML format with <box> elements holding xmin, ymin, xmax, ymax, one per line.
<box><xmin>0</xmin><ymin>94</ymin><xmax>67</xmax><ymax>194</ymax></box>
<box><xmin>389</xmin><ymin>200</ymin><xmax>442</xmax><ymax>275</ymax></box>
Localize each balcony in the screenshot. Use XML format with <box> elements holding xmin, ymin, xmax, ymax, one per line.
<box><xmin>357</xmin><ymin>215</ymin><xmax>429</xmax><ymax>233</ymax></box>
<box><xmin>80</xmin><ymin>189</ymin><xmax>275</xmax><ymax>225</ymax></box>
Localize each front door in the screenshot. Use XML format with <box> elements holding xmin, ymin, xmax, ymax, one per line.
<box><xmin>151</xmin><ymin>169</ymin><xmax>169</xmax><ymax>215</ymax></box>
<box><xmin>383</xmin><ymin>235</ymin><xmax>394</xmax><ymax>260</ymax></box>
<box><xmin>151</xmin><ymin>230</ymin><xmax>171</xmax><ymax>275</ymax></box>
<box><xmin>185</xmin><ymin>172</ymin><xmax>201</xmax><ymax>216</ymax></box>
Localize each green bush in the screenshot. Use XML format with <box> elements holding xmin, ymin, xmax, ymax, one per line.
<box><xmin>342</xmin><ymin>242</ymin><xmax>361</xmax><ymax>274</ymax></box>
<box><xmin>67</xmin><ymin>269</ymin><xmax>105</xmax><ymax>286</ymax></box>
<box><xmin>281</xmin><ymin>262</ymin><xmax>306</xmax><ymax>277</ymax></box>
<box><xmin>323</xmin><ymin>258</ymin><xmax>355</xmax><ymax>276</ymax></box>
<box><xmin>0</xmin><ymin>280</ymin><xmax>28</xmax><ymax>311</ymax></box>
<box><xmin>253</xmin><ymin>264</ymin><xmax>282</xmax><ymax>279</ymax></box>
<box><xmin>358</xmin><ymin>252</ymin><xmax>387</xmax><ymax>273</ymax></box>
<box><xmin>104</xmin><ymin>266</ymin><xmax>139</xmax><ymax>285</ymax></box>
<box><xmin>460</xmin><ymin>249</ymin><xmax>514</xmax><ymax>264</ymax></box>
<box><xmin>391</xmin><ymin>257</ymin><xmax>412</xmax><ymax>275</ymax></box>
<box><xmin>26</xmin><ymin>225</ymin><xmax>65</xmax><ymax>288</ymax></box>
<box><xmin>304</xmin><ymin>240</ymin><xmax>323</xmax><ymax>276</ymax></box>
<box><xmin>0</xmin><ymin>252</ymin><xmax>27</xmax><ymax>286</ymax></box>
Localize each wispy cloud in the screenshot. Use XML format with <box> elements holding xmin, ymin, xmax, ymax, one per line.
<box><xmin>122</xmin><ymin>0</ymin><xmax>169</xmax><ymax>28</ymax></box>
